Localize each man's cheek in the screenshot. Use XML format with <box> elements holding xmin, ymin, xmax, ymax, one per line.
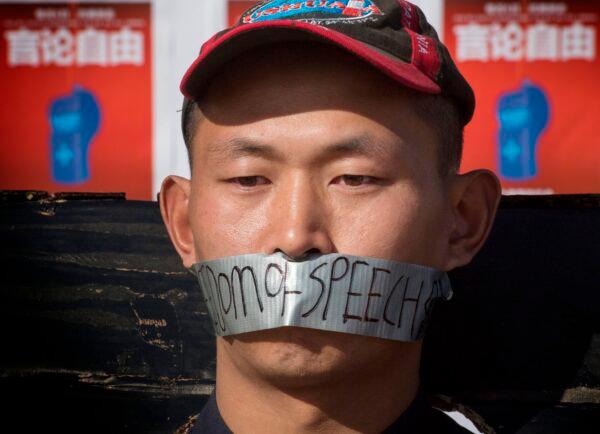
<box><xmin>329</xmin><ymin>197</ymin><xmax>424</xmax><ymax>252</ymax></box>
<box><xmin>194</xmin><ymin>203</ymin><xmax>271</xmax><ymax>257</ymax></box>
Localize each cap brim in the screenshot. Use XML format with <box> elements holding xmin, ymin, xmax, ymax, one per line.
<box><xmin>180</xmin><ymin>20</ymin><xmax>441</xmax><ymax>99</ymax></box>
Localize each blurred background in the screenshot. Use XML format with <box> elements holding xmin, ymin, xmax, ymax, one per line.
<box><xmin>0</xmin><ymin>0</ymin><xmax>598</xmax><ymax>200</ymax></box>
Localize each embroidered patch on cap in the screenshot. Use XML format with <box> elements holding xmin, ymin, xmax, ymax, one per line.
<box><xmin>406</xmin><ymin>28</ymin><xmax>441</xmax><ymax>80</ymax></box>
<box><xmin>242</xmin><ymin>0</ymin><xmax>383</xmax><ymax>24</ymax></box>
<box><xmin>397</xmin><ymin>0</ymin><xmax>420</xmax><ymax>32</ymax></box>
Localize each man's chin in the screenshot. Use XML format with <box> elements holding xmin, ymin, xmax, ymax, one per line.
<box><xmin>219</xmin><ymin>327</ymin><xmax>418</xmax><ymax>388</ymax></box>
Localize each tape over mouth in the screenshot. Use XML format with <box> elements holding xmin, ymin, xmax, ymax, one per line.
<box><xmin>188</xmin><ymin>252</ymin><xmax>452</xmax><ymax>342</ymax></box>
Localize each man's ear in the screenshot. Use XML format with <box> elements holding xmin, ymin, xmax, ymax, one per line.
<box><xmin>159</xmin><ymin>175</ymin><xmax>196</xmax><ymax>269</ymax></box>
<box><xmin>444</xmin><ymin>169</ymin><xmax>502</xmax><ymax>270</ymax></box>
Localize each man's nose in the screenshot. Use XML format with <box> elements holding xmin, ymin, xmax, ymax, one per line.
<box><xmin>264</xmin><ymin>174</ymin><xmax>334</xmax><ymax>259</ymax></box>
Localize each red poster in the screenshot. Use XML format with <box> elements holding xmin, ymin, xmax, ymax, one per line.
<box><xmin>445</xmin><ymin>1</ymin><xmax>600</xmax><ymax>194</ymax></box>
<box><xmin>0</xmin><ymin>2</ymin><xmax>152</xmax><ymax>200</ymax></box>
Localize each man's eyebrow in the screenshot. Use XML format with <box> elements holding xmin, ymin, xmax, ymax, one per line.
<box><xmin>320</xmin><ymin>134</ymin><xmax>397</xmax><ymax>160</ymax></box>
<box><xmin>205</xmin><ymin>138</ymin><xmax>285</xmax><ymax>162</ymax></box>
<box><xmin>205</xmin><ymin>134</ymin><xmax>398</xmax><ymax>163</ymax></box>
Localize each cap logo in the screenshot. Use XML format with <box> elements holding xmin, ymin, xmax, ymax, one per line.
<box><xmin>242</xmin><ymin>0</ymin><xmax>383</xmax><ymax>24</ymax></box>
<box><xmin>406</xmin><ymin>28</ymin><xmax>441</xmax><ymax>81</ymax></box>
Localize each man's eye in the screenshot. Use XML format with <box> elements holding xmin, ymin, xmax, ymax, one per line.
<box><xmin>333</xmin><ymin>175</ymin><xmax>378</xmax><ymax>187</ymax></box>
<box><xmin>229</xmin><ymin>176</ymin><xmax>270</xmax><ymax>187</ymax></box>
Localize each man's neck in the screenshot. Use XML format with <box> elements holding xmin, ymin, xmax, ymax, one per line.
<box><xmin>215</xmin><ymin>340</ymin><xmax>421</xmax><ymax>434</ymax></box>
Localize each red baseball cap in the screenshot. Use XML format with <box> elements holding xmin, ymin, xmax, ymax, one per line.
<box><xmin>180</xmin><ymin>0</ymin><xmax>475</xmax><ymax>125</ymax></box>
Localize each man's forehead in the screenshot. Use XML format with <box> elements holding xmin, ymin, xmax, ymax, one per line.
<box><xmin>184</xmin><ymin>42</ymin><xmax>442</xmax><ymax>174</ymax></box>
<box><xmin>190</xmin><ymin>106</ymin><xmax>438</xmax><ymax>179</ymax></box>
<box><xmin>190</xmin><ymin>48</ymin><xmax>430</xmax><ymax>146</ymax></box>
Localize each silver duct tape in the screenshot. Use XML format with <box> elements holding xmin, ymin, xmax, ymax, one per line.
<box><xmin>189</xmin><ymin>253</ymin><xmax>453</xmax><ymax>342</ymax></box>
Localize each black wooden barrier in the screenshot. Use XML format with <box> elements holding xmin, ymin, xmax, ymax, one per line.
<box><xmin>1</xmin><ymin>190</ymin><xmax>598</xmax><ymax>433</ymax></box>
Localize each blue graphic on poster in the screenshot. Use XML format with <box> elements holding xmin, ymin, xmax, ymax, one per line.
<box><xmin>49</xmin><ymin>86</ymin><xmax>101</xmax><ymax>184</ymax></box>
<box><xmin>497</xmin><ymin>81</ymin><xmax>549</xmax><ymax>180</ymax></box>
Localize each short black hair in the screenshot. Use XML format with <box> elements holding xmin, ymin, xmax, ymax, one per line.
<box><xmin>412</xmin><ymin>92</ymin><xmax>465</xmax><ymax>177</ymax></box>
<box><xmin>181</xmin><ymin>96</ymin><xmax>202</xmax><ymax>172</ymax></box>
<box><xmin>181</xmin><ymin>92</ymin><xmax>464</xmax><ymax>177</ymax></box>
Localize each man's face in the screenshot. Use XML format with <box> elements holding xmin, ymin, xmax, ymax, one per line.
<box><xmin>179</xmin><ymin>45</ymin><xmax>457</xmax><ymax>386</ymax></box>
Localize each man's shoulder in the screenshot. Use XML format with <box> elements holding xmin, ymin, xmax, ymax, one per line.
<box><xmin>175</xmin><ymin>408</ymin><xmax>475</xmax><ymax>434</ymax></box>
<box><xmin>420</xmin><ymin>407</ymin><xmax>476</xmax><ymax>434</ymax></box>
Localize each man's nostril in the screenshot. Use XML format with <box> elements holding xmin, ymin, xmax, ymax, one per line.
<box><xmin>274</xmin><ymin>247</ymin><xmax>322</xmax><ymax>262</ymax></box>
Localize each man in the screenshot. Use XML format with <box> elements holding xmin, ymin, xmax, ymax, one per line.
<box><xmin>160</xmin><ymin>1</ymin><xmax>501</xmax><ymax>433</ymax></box>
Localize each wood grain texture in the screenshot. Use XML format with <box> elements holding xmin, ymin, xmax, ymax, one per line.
<box><xmin>1</xmin><ymin>191</ymin><xmax>598</xmax><ymax>433</ymax></box>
